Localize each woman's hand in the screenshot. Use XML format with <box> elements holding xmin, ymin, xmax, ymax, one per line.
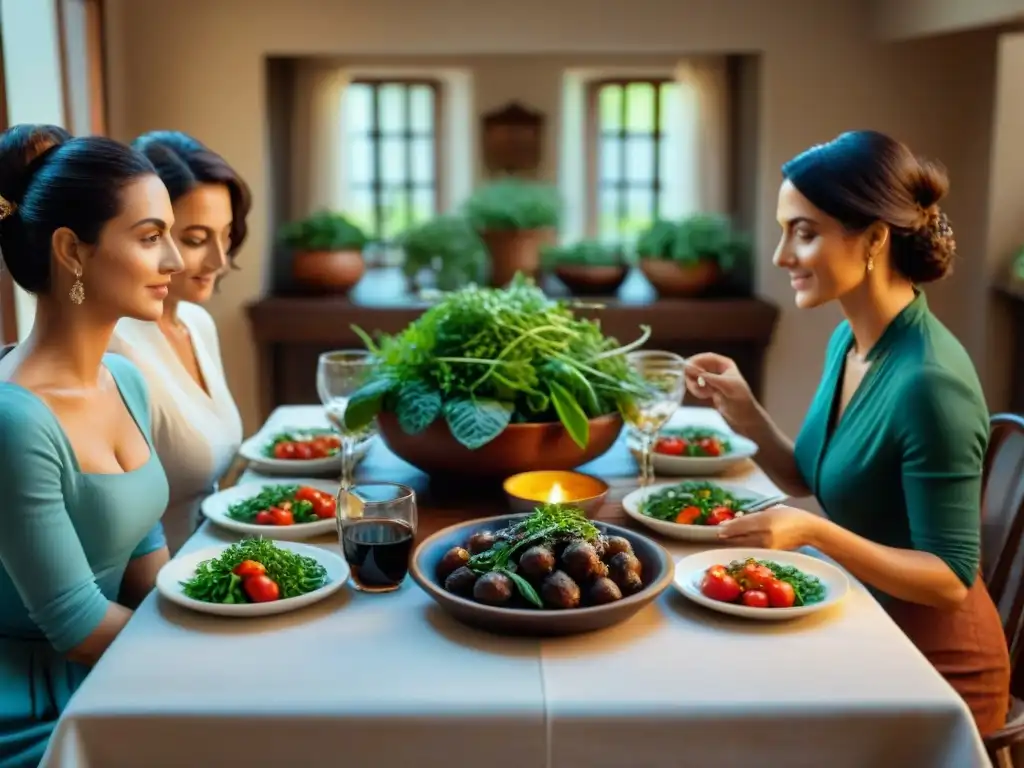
<box><xmin>716</xmin><ymin>505</ymin><xmax>822</xmax><ymax>550</ymax></box>
<box><xmin>684</xmin><ymin>353</ymin><xmax>760</xmax><ymax>433</ymax></box>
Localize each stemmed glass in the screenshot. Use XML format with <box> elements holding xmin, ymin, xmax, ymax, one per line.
<box><xmin>624</xmin><ymin>350</ymin><xmax>687</xmax><ymax>487</ymax></box>
<box><xmin>316</xmin><ymin>350</ymin><xmax>378</xmax><ymax>490</ymax></box>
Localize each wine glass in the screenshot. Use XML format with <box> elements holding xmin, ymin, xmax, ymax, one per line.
<box><xmin>624</xmin><ymin>350</ymin><xmax>687</xmax><ymax>487</ymax></box>
<box><xmin>316</xmin><ymin>350</ymin><xmax>377</xmax><ymax>489</ymax></box>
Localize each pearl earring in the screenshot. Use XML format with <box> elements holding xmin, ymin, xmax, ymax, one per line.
<box><xmin>866</xmin><ymin>254</ymin><xmax>875</xmax><ymax>273</ymax></box>
<box><xmin>69</xmin><ymin>266</ymin><xmax>85</xmax><ymax>304</ymax></box>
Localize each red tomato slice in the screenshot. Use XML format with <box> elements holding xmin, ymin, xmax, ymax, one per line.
<box><xmin>292</xmin><ymin>442</ymin><xmax>314</xmax><ymax>460</ymax></box>
<box><xmin>243</xmin><ymin>575</ymin><xmax>280</xmax><ymax>602</ymax></box>
<box><xmin>273</xmin><ymin>441</ymin><xmax>297</xmax><ymax>460</ymax></box>
<box><xmin>312</xmin><ymin>495</ymin><xmax>337</xmax><ymax>520</ymax></box>
<box><xmin>254</xmin><ymin>510</ymin><xmax>275</xmax><ymax>526</ymax></box>
<box><xmin>764</xmin><ymin>578</ymin><xmax>796</xmax><ymax>608</ymax></box>
<box><xmin>655</xmin><ymin>437</ymin><xmax>685</xmax><ymax>456</ymax></box>
<box><xmin>233</xmin><ymin>559</ymin><xmax>267</xmax><ymax>578</ymax></box>
<box><xmin>700</xmin><ymin>571</ymin><xmax>743</xmax><ymax>603</ymax></box>
<box><xmin>735</xmin><ymin>562</ymin><xmax>774</xmax><ymax>590</ymax></box>
<box><xmin>698</xmin><ymin>437</ymin><xmax>723</xmax><ymax>457</ymax></box>
<box><xmin>740</xmin><ymin>589</ymin><xmax>769</xmax><ymax>608</ymax></box>
<box><xmin>704</xmin><ymin>506</ymin><xmax>735</xmax><ymax>526</ymax></box>
<box><xmin>269</xmin><ymin>506</ymin><xmax>294</xmax><ymax>526</ymax></box>
<box><xmin>295</xmin><ymin>486</ymin><xmax>323</xmax><ymax>505</ymax></box>
<box><xmin>674</xmin><ymin>505</ymin><xmax>702</xmax><ymax>525</ymax></box>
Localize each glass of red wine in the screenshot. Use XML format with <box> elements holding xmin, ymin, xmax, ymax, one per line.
<box><xmin>337</xmin><ymin>482</ymin><xmax>418</xmax><ymax>593</ymax></box>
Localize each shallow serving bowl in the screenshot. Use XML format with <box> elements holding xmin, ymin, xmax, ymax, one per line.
<box><xmin>410</xmin><ymin>513</ymin><xmax>675</xmax><ymax>636</ymax></box>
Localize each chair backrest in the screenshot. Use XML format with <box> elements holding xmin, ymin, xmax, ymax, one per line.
<box><xmin>981</xmin><ymin>413</ymin><xmax>1024</xmax><ymax>696</ymax></box>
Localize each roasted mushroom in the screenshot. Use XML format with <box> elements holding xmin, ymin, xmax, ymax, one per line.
<box><xmin>444</xmin><ymin>566</ymin><xmax>478</xmax><ymax>596</ymax></box>
<box><xmin>467</xmin><ymin>531</ymin><xmax>497</xmax><ymax>555</ymax></box>
<box><xmin>603</xmin><ymin>536</ymin><xmax>633</xmax><ymax>559</ymax></box>
<box><xmin>608</xmin><ymin>551</ymin><xmax>643</xmax><ymax>595</ymax></box>
<box><xmin>518</xmin><ymin>545</ymin><xmax>556</xmax><ymax>579</ymax></box>
<box><xmin>437</xmin><ymin>547</ymin><xmax>470</xmax><ymax>580</ymax></box>
<box><xmin>561</xmin><ymin>541</ymin><xmax>602</xmax><ymax>584</ymax></box>
<box><xmin>588</xmin><ymin>576</ymin><xmax>623</xmax><ymax>605</ymax></box>
<box><xmin>473</xmin><ymin>571</ymin><xmax>514</xmax><ymax>605</ymax></box>
<box><xmin>541</xmin><ymin>570</ymin><xmax>581</xmax><ymax>610</ymax></box>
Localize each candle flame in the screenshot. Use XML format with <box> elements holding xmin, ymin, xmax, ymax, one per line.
<box><xmin>547</xmin><ymin>482</ymin><xmax>567</xmax><ymax>504</ymax></box>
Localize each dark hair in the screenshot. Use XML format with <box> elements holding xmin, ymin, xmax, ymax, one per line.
<box><xmin>132</xmin><ymin>131</ymin><xmax>251</xmax><ymax>267</ymax></box>
<box><xmin>781</xmin><ymin>130</ymin><xmax>956</xmax><ymax>283</ymax></box>
<box><xmin>0</xmin><ymin>124</ymin><xmax>157</xmax><ymax>294</ymax></box>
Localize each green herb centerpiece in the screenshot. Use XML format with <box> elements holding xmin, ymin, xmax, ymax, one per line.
<box><xmin>280</xmin><ymin>210</ymin><xmax>369</xmax><ymax>295</ymax></box>
<box><xmin>636</xmin><ymin>214</ymin><xmax>750</xmax><ymax>298</ymax></box>
<box><xmin>343</xmin><ymin>275</ymin><xmax>651</xmax><ymax>476</ymax></box>
<box><xmin>541</xmin><ymin>240</ymin><xmax>629</xmax><ymax>296</ymax></box>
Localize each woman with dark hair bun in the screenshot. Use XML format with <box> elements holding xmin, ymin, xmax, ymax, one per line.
<box><xmin>0</xmin><ymin>124</ymin><xmax>183</xmax><ymax>765</ymax></box>
<box><xmin>683</xmin><ymin>130</ymin><xmax>1010</xmax><ymax>735</ymax></box>
<box><xmin>109</xmin><ymin>131</ymin><xmax>251</xmax><ymax>554</ymax></box>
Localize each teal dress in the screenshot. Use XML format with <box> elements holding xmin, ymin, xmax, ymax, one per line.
<box><xmin>793</xmin><ymin>290</ymin><xmax>1010</xmax><ymax>734</ymax></box>
<box><xmin>0</xmin><ymin>354</ymin><xmax>168</xmax><ymax>767</ymax></box>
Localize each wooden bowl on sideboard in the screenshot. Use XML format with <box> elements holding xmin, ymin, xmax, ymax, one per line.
<box><xmin>376</xmin><ymin>411</ymin><xmax>624</xmax><ymax>479</ymax></box>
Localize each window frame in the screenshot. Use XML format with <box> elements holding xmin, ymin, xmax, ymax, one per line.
<box><xmin>585</xmin><ymin>77</ymin><xmax>674</xmax><ymax>248</ymax></box>
<box><xmin>346</xmin><ymin>77</ymin><xmax>443</xmax><ymax>264</ymax></box>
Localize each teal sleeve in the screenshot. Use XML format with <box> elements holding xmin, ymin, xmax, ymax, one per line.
<box><xmin>130</xmin><ymin>522</ymin><xmax>167</xmax><ymax>559</ymax></box>
<box><xmin>0</xmin><ymin>401</ymin><xmax>110</xmax><ymax>653</ymax></box>
<box><xmin>898</xmin><ymin>365</ymin><xmax>987</xmax><ymax>586</ymax></box>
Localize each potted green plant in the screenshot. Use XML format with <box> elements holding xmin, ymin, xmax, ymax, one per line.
<box><xmin>637</xmin><ymin>214</ymin><xmax>750</xmax><ymax>298</ymax></box>
<box><xmin>541</xmin><ymin>240</ymin><xmax>629</xmax><ymax>296</ymax></box>
<box><xmin>400</xmin><ymin>215</ymin><xmax>489</xmax><ymax>293</ymax></box>
<box><xmin>279</xmin><ymin>210</ymin><xmax>369</xmax><ymax>295</ymax></box>
<box><xmin>462</xmin><ymin>178</ymin><xmax>561</xmax><ymax>287</ymax></box>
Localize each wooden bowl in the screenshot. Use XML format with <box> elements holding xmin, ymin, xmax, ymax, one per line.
<box><xmin>639</xmin><ymin>258</ymin><xmax>719</xmax><ymax>297</ymax></box>
<box><xmin>553</xmin><ymin>264</ymin><xmax>628</xmax><ymax>296</ymax></box>
<box><xmin>410</xmin><ymin>513</ymin><xmax>675</xmax><ymax>636</ymax></box>
<box><xmin>292</xmin><ymin>249</ymin><xmax>365</xmax><ymax>294</ymax></box>
<box><xmin>377</xmin><ymin>411</ymin><xmax>623</xmax><ymax>478</ymax></box>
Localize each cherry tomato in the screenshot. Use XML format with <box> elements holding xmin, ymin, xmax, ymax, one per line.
<box><xmin>700</xmin><ymin>570</ymin><xmax>742</xmax><ymax>603</ymax></box>
<box><xmin>292</xmin><ymin>442</ymin><xmax>314</xmax><ymax>460</ymax></box>
<box><xmin>655</xmin><ymin>437</ymin><xmax>686</xmax><ymax>456</ymax></box>
<box><xmin>254</xmin><ymin>510</ymin><xmax>275</xmax><ymax>526</ymax></box>
<box><xmin>735</xmin><ymin>562</ymin><xmax>774</xmax><ymax>590</ymax></box>
<box><xmin>698</xmin><ymin>437</ymin><xmax>723</xmax><ymax>457</ymax></box>
<box><xmin>308</xmin><ymin>438</ymin><xmax>330</xmax><ymax>458</ymax></box>
<box><xmin>312</xmin><ymin>494</ymin><xmax>337</xmax><ymax>520</ymax></box>
<box><xmin>233</xmin><ymin>560</ymin><xmax>267</xmax><ymax>578</ymax></box>
<box><xmin>674</xmin><ymin>505</ymin><xmax>702</xmax><ymax>525</ymax></box>
<box><xmin>273</xmin><ymin>441</ymin><xmax>297</xmax><ymax>460</ymax></box>
<box><xmin>243</xmin><ymin>575</ymin><xmax>280</xmax><ymax>603</ymax></box>
<box><xmin>269</xmin><ymin>506</ymin><xmax>294</xmax><ymax>526</ymax></box>
<box><xmin>323</xmin><ymin>435</ymin><xmax>341</xmax><ymax>449</ymax></box>
<box><xmin>295</xmin><ymin>486</ymin><xmax>323</xmax><ymax>505</ymax></box>
<box><xmin>741</xmin><ymin>589</ymin><xmax>769</xmax><ymax>608</ymax></box>
<box><xmin>705</xmin><ymin>564</ymin><xmax>729</xmax><ymax>579</ymax></box>
<box><xmin>704</xmin><ymin>506</ymin><xmax>735</xmax><ymax>526</ymax></box>
<box><xmin>764</xmin><ymin>578</ymin><xmax>796</xmax><ymax>608</ymax></box>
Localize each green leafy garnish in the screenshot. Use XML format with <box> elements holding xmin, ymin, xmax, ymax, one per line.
<box><xmin>180</xmin><ymin>538</ymin><xmax>328</xmax><ymax>604</ymax></box>
<box><xmin>226</xmin><ymin>484</ymin><xmax>318</xmax><ymax>524</ymax></box>
<box><xmin>640</xmin><ymin>480</ymin><xmax>753</xmax><ymax>524</ymax></box>
<box><xmin>343</xmin><ymin>276</ymin><xmax>651</xmax><ymax>450</ymax></box>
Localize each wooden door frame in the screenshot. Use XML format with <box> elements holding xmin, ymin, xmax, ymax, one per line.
<box><xmin>0</xmin><ymin>21</ymin><xmax>16</xmax><ymax>344</ymax></box>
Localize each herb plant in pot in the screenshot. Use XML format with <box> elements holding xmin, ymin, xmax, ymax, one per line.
<box><xmin>542</xmin><ymin>240</ymin><xmax>629</xmax><ymax>296</ymax></box>
<box><xmin>637</xmin><ymin>215</ymin><xmax>750</xmax><ymax>298</ymax></box>
<box><xmin>463</xmin><ymin>179</ymin><xmax>561</xmax><ymax>288</ymax></box>
<box><xmin>400</xmin><ymin>215</ymin><xmax>489</xmax><ymax>293</ymax></box>
<box><xmin>343</xmin><ymin>275</ymin><xmax>651</xmax><ymax>479</ymax></box>
<box><xmin>280</xmin><ymin>210</ymin><xmax>369</xmax><ymax>295</ymax></box>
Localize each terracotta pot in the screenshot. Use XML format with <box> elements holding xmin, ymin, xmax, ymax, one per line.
<box><xmin>292</xmin><ymin>249</ymin><xmax>365</xmax><ymax>294</ymax></box>
<box><xmin>639</xmin><ymin>257</ymin><xmax>720</xmax><ymax>297</ymax></box>
<box><xmin>377</xmin><ymin>411</ymin><xmax>623</xmax><ymax>478</ymax></box>
<box><xmin>554</xmin><ymin>264</ymin><xmax>628</xmax><ymax>296</ymax></box>
<box><xmin>479</xmin><ymin>228</ymin><xmax>555</xmax><ymax>287</ymax></box>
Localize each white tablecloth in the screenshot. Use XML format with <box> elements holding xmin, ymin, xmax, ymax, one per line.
<box><xmin>41</xmin><ymin>406</ymin><xmax>991</xmax><ymax>768</ymax></box>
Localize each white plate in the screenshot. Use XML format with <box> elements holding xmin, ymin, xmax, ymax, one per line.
<box><xmin>673</xmin><ymin>548</ymin><xmax>849</xmax><ymax>620</ymax></box>
<box><xmin>622</xmin><ymin>480</ymin><xmax>770</xmax><ymax>542</ymax></box>
<box><xmin>202</xmin><ymin>479</ymin><xmax>340</xmax><ymax>540</ymax></box>
<box><xmin>156</xmin><ymin>541</ymin><xmax>348</xmax><ymax>617</ymax></box>
<box><xmin>627</xmin><ymin>425</ymin><xmax>758</xmax><ymax>476</ymax></box>
<box><xmin>239</xmin><ymin>429</ymin><xmax>372</xmax><ymax>475</ymax></box>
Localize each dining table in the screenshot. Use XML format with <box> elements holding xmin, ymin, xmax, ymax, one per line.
<box><xmin>40</xmin><ymin>405</ymin><xmax>992</xmax><ymax>768</ymax></box>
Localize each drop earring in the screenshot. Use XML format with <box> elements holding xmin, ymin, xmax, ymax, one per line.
<box><xmin>69</xmin><ymin>266</ymin><xmax>85</xmax><ymax>305</ymax></box>
<box><xmin>866</xmin><ymin>254</ymin><xmax>875</xmax><ymax>273</ymax></box>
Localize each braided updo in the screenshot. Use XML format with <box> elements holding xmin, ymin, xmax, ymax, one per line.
<box><xmin>781</xmin><ymin>130</ymin><xmax>957</xmax><ymax>284</ymax></box>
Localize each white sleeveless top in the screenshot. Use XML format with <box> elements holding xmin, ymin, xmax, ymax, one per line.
<box><xmin>110</xmin><ymin>303</ymin><xmax>243</xmax><ymax>554</ymax></box>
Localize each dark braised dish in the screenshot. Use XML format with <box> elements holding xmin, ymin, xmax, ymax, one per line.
<box><xmin>435</xmin><ymin>504</ymin><xmax>644</xmax><ymax>610</ymax></box>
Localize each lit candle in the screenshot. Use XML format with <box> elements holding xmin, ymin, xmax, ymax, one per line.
<box><xmin>547</xmin><ymin>482</ymin><xmax>567</xmax><ymax>504</ymax></box>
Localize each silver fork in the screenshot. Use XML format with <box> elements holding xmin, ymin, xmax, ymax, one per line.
<box><xmin>738</xmin><ymin>494</ymin><xmax>788</xmax><ymax>514</ymax></box>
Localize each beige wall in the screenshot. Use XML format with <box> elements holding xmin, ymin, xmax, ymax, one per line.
<box><xmin>871</xmin><ymin>0</ymin><xmax>1024</xmax><ymax>40</ymax></box>
<box><xmin>103</xmin><ymin>0</ymin><xmax>999</xmax><ymax>438</ymax></box>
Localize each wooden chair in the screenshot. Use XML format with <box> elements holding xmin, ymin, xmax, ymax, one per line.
<box><xmin>980</xmin><ymin>414</ymin><xmax>1024</xmax><ymax>766</ymax></box>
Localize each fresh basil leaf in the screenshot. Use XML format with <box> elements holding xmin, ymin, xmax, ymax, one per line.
<box><xmin>502</xmin><ymin>568</ymin><xmax>543</xmax><ymax>608</ymax></box>
<box><xmin>395</xmin><ymin>380</ymin><xmax>443</xmax><ymax>434</ymax></box>
<box><xmin>561</xmin><ymin>364</ymin><xmax>601</xmax><ymax>417</ymax></box>
<box><xmin>443</xmin><ymin>398</ymin><xmax>513</xmax><ymax>450</ymax></box>
<box><xmin>343</xmin><ymin>377</ymin><xmax>394</xmax><ymax>430</ymax></box>
<box><xmin>548</xmin><ymin>380</ymin><xmax>589</xmax><ymax>449</ymax></box>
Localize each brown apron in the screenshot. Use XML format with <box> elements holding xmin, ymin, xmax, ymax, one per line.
<box><xmin>886</xmin><ymin>576</ymin><xmax>1010</xmax><ymax>736</ymax></box>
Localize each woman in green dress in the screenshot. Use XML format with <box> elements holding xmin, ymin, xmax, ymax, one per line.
<box><xmin>687</xmin><ymin>130</ymin><xmax>1010</xmax><ymax>735</ymax></box>
<box><xmin>0</xmin><ymin>125</ymin><xmax>184</xmax><ymax>766</ymax></box>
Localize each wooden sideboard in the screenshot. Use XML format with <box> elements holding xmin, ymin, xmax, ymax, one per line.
<box><xmin>245</xmin><ymin>268</ymin><xmax>781</xmax><ymax>422</ymax></box>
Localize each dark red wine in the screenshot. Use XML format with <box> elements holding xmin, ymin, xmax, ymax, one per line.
<box><xmin>342</xmin><ymin>519</ymin><xmax>414</xmax><ymax>591</ymax></box>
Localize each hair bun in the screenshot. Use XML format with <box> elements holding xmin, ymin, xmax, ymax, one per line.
<box><xmin>892</xmin><ymin>207</ymin><xmax>957</xmax><ymax>284</ymax></box>
<box><xmin>0</xmin><ymin>124</ymin><xmax>72</xmax><ymax>208</ymax></box>
<box><xmin>909</xmin><ymin>158</ymin><xmax>949</xmax><ymax>212</ymax></box>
